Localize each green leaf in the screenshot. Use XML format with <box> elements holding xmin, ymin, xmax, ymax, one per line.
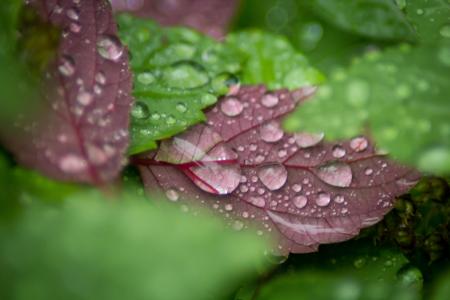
<box><xmin>307</xmin><ymin>0</ymin><xmax>416</xmax><ymax>41</ymax></box>
<box><xmin>0</xmin><ymin>192</ymin><xmax>267</xmax><ymax>300</ymax></box>
<box><xmin>256</xmin><ymin>240</ymin><xmax>421</xmax><ymax>300</ymax></box>
<box><xmin>117</xmin><ymin>14</ymin><xmax>243</xmax><ymax>154</ymax></box>
<box><xmin>404</xmin><ymin>0</ymin><xmax>450</xmax><ymax>44</ymax></box>
<box><xmin>226</xmin><ymin>30</ymin><xmax>325</xmax><ymax>89</ymax></box>
<box><xmin>285</xmin><ymin>43</ymin><xmax>450</xmax><ymax>175</ymax></box>
<box><xmin>232</xmin><ymin>0</ymin><xmax>392</xmax><ymax>75</ymax></box>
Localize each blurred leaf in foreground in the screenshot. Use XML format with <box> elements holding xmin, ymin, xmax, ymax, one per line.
<box><xmin>285</xmin><ymin>43</ymin><xmax>450</xmax><ymax>175</ymax></box>
<box><xmin>431</xmin><ymin>268</ymin><xmax>450</xmax><ymax>300</ymax></box>
<box><xmin>255</xmin><ymin>239</ymin><xmax>421</xmax><ymax>300</ymax></box>
<box><xmin>0</xmin><ymin>192</ymin><xmax>267</xmax><ymax>300</ymax></box>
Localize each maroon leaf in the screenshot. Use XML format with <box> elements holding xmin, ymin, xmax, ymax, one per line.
<box><xmin>135</xmin><ymin>85</ymin><xmax>420</xmax><ymax>255</ymax></box>
<box><xmin>110</xmin><ymin>0</ymin><xmax>239</xmax><ymax>39</ymax></box>
<box><xmin>0</xmin><ymin>0</ymin><xmax>132</xmax><ymax>184</ymax></box>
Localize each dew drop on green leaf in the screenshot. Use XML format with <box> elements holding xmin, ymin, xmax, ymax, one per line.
<box><xmin>131</xmin><ymin>101</ymin><xmax>150</xmax><ymax>120</ymax></box>
<box><xmin>137</xmin><ymin>72</ymin><xmax>155</xmax><ymax>85</ymax></box>
<box><xmin>162</xmin><ymin>61</ymin><xmax>210</xmax><ymax>89</ymax></box>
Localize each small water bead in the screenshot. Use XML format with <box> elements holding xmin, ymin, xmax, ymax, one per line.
<box><xmin>316</xmin><ymin>192</ymin><xmax>331</xmax><ymax>207</ymax></box>
<box><xmin>294</xmin><ymin>132</ymin><xmax>324</xmax><ymax>148</ymax></box>
<box><xmin>316</xmin><ymin>162</ymin><xmax>353</xmax><ymax>187</ymax></box>
<box><xmin>334</xmin><ymin>195</ymin><xmax>345</xmax><ymax>204</ymax></box>
<box><xmin>97</xmin><ymin>35</ymin><xmax>124</xmax><ymax>61</ymax></box>
<box><xmin>332</xmin><ymin>145</ymin><xmax>346</xmax><ymax>158</ymax></box>
<box><xmin>176</xmin><ymin>102</ymin><xmax>187</xmax><ymax>113</ymax></box>
<box><xmin>66</xmin><ymin>8</ymin><xmax>79</xmax><ymax>20</ymax></box>
<box><xmin>365</xmin><ymin>168</ymin><xmax>374</xmax><ymax>176</ymax></box>
<box><xmin>137</xmin><ymin>72</ymin><xmax>155</xmax><ymax>85</ymax></box>
<box><xmin>220</xmin><ymin>97</ymin><xmax>244</xmax><ymax>117</ymax></box>
<box><xmin>350</xmin><ymin>137</ymin><xmax>368</xmax><ymax>152</ymax></box>
<box><xmin>59</xmin><ymin>154</ymin><xmax>87</xmax><ymax>173</ymax></box>
<box><xmin>249</xmin><ymin>196</ymin><xmax>266</xmax><ymax>208</ymax></box>
<box><xmin>77</xmin><ymin>91</ymin><xmax>93</xmax><ymax>106</ymax></box>
<box><xmin>258</xmin><ymin>163</ymin><xmax>288</xmax><ymax>191</ymax></box>
<box><xmin>232</xmin><ymin>220</ymin><xmax>244</xmax><ymax>231</ymax></box>
<box><xmin>165</xmin><ymin>189</ymin><xmax>179</xmax><ymax>201</ymax></box>
<box><xmin>261</xmin><ymin>93</ymin><xmax>279</xmax><ymax>108</ymax></box>
<box><xmin>293</xmin><ymin>195</ymin><xmax>308</xmax><ymax>209</ymax></box>
<box><xmin>166</xmin><ymin>115</ymin><xmax>176</xmax><ymax>125</ymax></box>
<box><xmin>416</xmin><ymin>8</ymin><xmax>424</xmax><ymax>15</ymax></box>
<box><xmin>131</xmin><ymin>101</ymin><xmax>150</xmax><ymax>119</ymax></box>
<box><xmin>292</xmin><ymin>184</ymin><xmax>302</xmax><ymax>193</ymax></box>
<box><xmin>260</xmin><ymin>121</ymin><xmax>284</xmax><ymax>143</ymax></box>
<box><xmin>249</xmin><ymin>144</ymin><xmax>258</xmax><ymax>151</ymax></box>
<box><xmin>277</xmin><ymin>149</ymin><xmax>287</xmax><ymax>158</ymax></box>
<box><xmin>95</xmin><ymin>72</ymin><xmax>106</xmax><ymax>85</ymax></box>
<box><xmin>58</xmin><ymin>55</ymin><xmax>75</xmax><ymax>77</ymax></box>
<box><xmin>224</xmin><ymin>204</ymin><xmax>233</xmax><ymax>211</ymax></box>
<box><xmin>70</xmin><ymin>22</ymin><xmax>81</xmax><ymax>33</ymax></box>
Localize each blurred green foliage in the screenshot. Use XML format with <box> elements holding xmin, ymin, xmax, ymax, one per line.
<box><xmin>0</xmin><ymin>192</ymin><xmax>268</xmax><ymax>300</ymax></box>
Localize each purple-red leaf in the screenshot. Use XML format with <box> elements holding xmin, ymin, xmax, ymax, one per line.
<box><xmin>0</xmin><ymin>0</ymin><xmax>132</xmax><ymax>184</ymax></box>
<box><xmin>111</xmin><ymin>0</ymin><xmax>239</xmax><ymax>39</ymax></box>
<box><xmin>136</xmin><ymin>85</ymin><xmax>420</xmax><ymax>254</ymax></box>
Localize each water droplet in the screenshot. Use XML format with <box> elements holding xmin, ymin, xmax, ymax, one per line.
<box><xmin>77</xmin><ymin>91</ymin><xmax>93</xmax><ymax>106</ymax></box>
<box><xmin>350</xmin><ymin>137</ymin><xmax>368</xmax><ymax>152</ymax></box>
<box><xmin>397</xmin><ymin>266</ymin><xmax>423</xmax><ymax>289</ymax></box>
<box><xmin>316</xmin><ymin>162</ymin><xmax>353</xmax><ymax>187</ymax></box>
<box><xmin>220</xmin><ymin>97</ymin><xmax>243</xmax><ymax>117</ymax></box>
<box><xmin>162</xmin><ymin>60</ymin><xmax>209</xmax><ymax>89</ymax></box>
<box><xmin>258</xmin><ymin>163</ymin><xmax>288</xmax><ymax>191</ymax></box>
<box><xmin>316</xmin><ymin>192</ymin><xmax>331</xmax><ymax>207</ymax></box>
<box><xmin>330</xmin><ymin>146</ymin><xmax>347</xmax><ymax>160</ymax></box>
<box><xmin>224</xmin><ymin>204</ymin><xmax>233</xmax><ymax>211</ymax></box>
<box><xmin>260</xmin><ymin>121</ymin><xmax>284</xmax><ymax>143</ymax></box>
<box><xmin>58</xmin><ymin>55</ymin><xmax>75</xmax><ymax>77</ymax></box>
<box><xmin>97</xmin><ymin>35</ymin><xmax>124</xmax><ymax>61</ymax></box>
<box><xmin>261</xmin><ymin>93</ymin><xmax>279</xmax><ymax>108</ymax></box>
<box><xmin>59</xmin><ymin>154</ymin><xmax>87</xmax><ymax>173</ymax></box>
<box><xmin>165</xmin><ymin>189</ymin><xmax>179</xmax><ymax>201</ymax></box>
<box><xmin>232</xmin><ymin>220</ymin><xmax>244</xmax><ymax>231</ymax></box>
<box><xmin>364</xmin><ymin>168</ymin><xmax>373</xmax><ymax>176</ymax></box>
<box><xmin>131</xmin><ymin>101</ymin><xmax>150</xmax><ymax>119</ymax></box>
<box><xmin>66</xmin><ymin>8</ymin><xmax>79</xmax><ymax>20</ymax></box>
<box><xmin>191</xmin><ymin>164</ymin><xmax>241</xmax><ymax>195</ymax></box>
<box><xmin>292</xmin><ymin>184</ymin><xmax>302</xmax><ymax>193</ymax></box>
<box><xmin>137</xmin><ymin>72</ymin><xmax>155</xmax><ymax>85</ymax></box>
<box><xmin>176</xmin><ymin>102</ymin><xmax>187</xmax><ymax>113</ymax></box>
<box><xmin>249</xmin><ymin>196</ymin><xmax>266</xmax><ymax>208</ymax></box>
<box><xmin>416</xmin><ymin>8</ymin><xmax>424</xmax><ymax>15</ymax></box>
<box><xmin>294</xmin><ymin>132</ymin><xmax>324</xmax><ymax>148</ymax></box>
<box><xmin>293</xmin><ymin>195</ymin><xmax>308</xmax><ymax>209</ymax></box>
<box><xmin>70</xmin><ymin>22</ymin><xmax>81</xmax><ymax>33</ymax></box>
<box><xmin>166</xmin><ymin>115</ymin><xmax>176</xmax><ymax>125</ymax></box>
<box><xmin>95</xmin><ymin>72</ymin><xmax>106</xmax><ymax>85</ymax></box>
<box><xmin>201</xmin><ymin>93</ymin><xmax>216</xmax><ymax>105</ymax></box>
<box><xmin>334</xmin><ymin>195</ymin><xmax>345</xmax><ymax>204</ymax></box>
<box><xmin>353</xmin><ymin>257</ymin><xmax>367</xmax><ymax>269</ymax></box>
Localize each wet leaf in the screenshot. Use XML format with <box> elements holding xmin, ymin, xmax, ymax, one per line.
<box><xmin>226</xmin><ymin>31</ymin><xmax>325</xmax><ymax>89</ymax></box>
<box><xmin>111</xmin><ymin>0</ymin><xmax>239</xmax><ymax>38</ymax></box>
<box><xmin>135</xmin><ymin>85</ymin><xmax>420</xmax><ymax>254</ymax></box>
<box><xmin>0</xmin><ymin>191</ymin><xmax>267</xmax><ymax>300</ymax></box>
<box><xmin>117</xmin><ymin>14</ymin><xmax>243</xmax><ymax>154</ymax></box>
<box><xmin>0</xmin><ymin>0</ymin><xmax>133</xmax><ymax>184</ymax></box>
<box><xmin>285</xmin><ymin>43</ymin><xmax>450</xmax><ymax>175</ymax></box>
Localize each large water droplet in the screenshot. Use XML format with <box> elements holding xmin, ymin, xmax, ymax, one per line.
<box><xmin>162</xmin><ymin>60</ymin><xmax>209</xmax><ymax>89</ymax></box>
<box><xmin>59</xmin><ymin>154</ymin><xmax>87</xmax><ymax>173</ymax></box>
<box><xmin>131</xmin><ymin>101</ymin><xmax>150</xmax><ymax>119</ymax></box>
<box><xmin>165</xmin><ymin>189</ymin><xmax>179</xmax><ymax>201</ymax></box>
<box><xmin>257</xmin><ymin>163</ymin><xmax>288</xmax><ymax>191</ymax></box>
<box><xmin>97</xmin><ymin>35</ymin><xmax>124</xmax><ymax>61</ymax></box>
<box><xmin>220</xmin><ymin>97</ymin><xmax>243</xmax><ymax>117</ymax></box>
<box><xmin>190</xmin><ymin>164</ymin><xmax>241</xmax><ymax>195</ymax></box>
<box><xmin>332</xmin><ymin>145</ymin><xmax>346</xmax><ymax>158</ymax></box>
<box><xmin>315</xmin><ymin>192</ymin><xmax>331</xmax><ymax>207</ymax></box>
<box><xmin>294</xmin><ymin>132</ymin><xmax>324</xmax><ymax>148</ymax></box>
<box><xmin>260</xmin><ymin>121</ymin><xmax>284</xmax><ymax>143</ymax></box>
<box><xmin>316</xmin><ymin>162</ymin><xmax>353</xmax><ymax>187</ymax></box>
<box><xmin>350</xmin><ymin>137</ymin><xmax>368</xmax><ymax>152</ymax></box>
<box><xmin>293</xmin><ymin>195</ymin><xmax>308</xmax><ymax>209</ymax></box>
<box><xmin>261</xmin><ymin>93</ymin><xmax>279</xmax><ymax>108</ymax></box>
